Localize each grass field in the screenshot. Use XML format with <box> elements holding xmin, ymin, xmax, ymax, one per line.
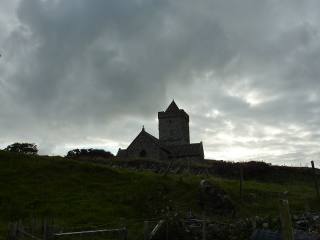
<box><xmin>0</xmin><ymin>150</ymin><xmax>319</xmax><ymax>239</ymax></box>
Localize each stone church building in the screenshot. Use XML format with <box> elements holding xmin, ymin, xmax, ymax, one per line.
<box><xmin>117</xmin><ymin>101</ymin><xmax>204</xmax><ymax>161</ymax></box>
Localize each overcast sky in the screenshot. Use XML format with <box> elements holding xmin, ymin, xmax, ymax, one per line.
<box><xmin>1</xmin><ymin>0</ymin><xmax>320</xmax><ymax>165</ymax></box>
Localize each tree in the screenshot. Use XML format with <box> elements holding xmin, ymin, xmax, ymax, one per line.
<box><xmin>66</xmin><ymin>148</ymin><xmax>114</xmax><ymax>159</ymax></box>
<box><xmin>4</xmin><ymin>143</ymin><xmax>38</xmax><ymax>155</ymax></box>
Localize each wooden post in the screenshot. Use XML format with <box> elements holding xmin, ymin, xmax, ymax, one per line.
<box><xmin>311</xmin><ymin>161</ymin><xmax>320</xmax><ymax>198</ymax></box>
<box><xmin>122</xmin><ymin>227</ymin><xmax>128</xmax><ymax>240</ymax></box>
<box><xmin>8</xmin><ymin>222</ymin><xmax>18</xmax><ymax>240</ymax></box>
<box><xmin>49</xmin><ymin>218</ymin><xmax>55</xmax><ymax>240</ymax></box>
<box><xmin>149</xmin><ymin>220</ymin><xmax>165</xmax><ymax>239</ymax></box>
<box><xmin>202</xmin><ymin>220</ymin><xmax>207</xmax><ymax>240</ymax></box>
<box><xmin>166</xmin><ymin>221</ymin><xmax>169</xmax><ymax>240</ymax></box>
<box><xmin>43</xmin><ymin>218</ymin><xmax>50</xmax><ymax>240</ymax></box>
<box><xmin>279</xmin><ymin>199</ymin><xmax>294</xmax><ymax>240</ymax></box>
<box><xmin>17</xmin><ymin>220</ymin><xmax>22</xmax><ymax>239</ymax></box>
<box><xmin>205</xmin><ymin>168</ymin><xmax>209</xmax><ymax>178</ymax></box>
<box><xmin>240</xmin><ymin>165</ymin><xmax>243</xmax><ymax>201</ymax></box>
<box><xmin>144</xmin><ymin>221</ymin><xmax>149</xmax><ymax>240</ymax></box>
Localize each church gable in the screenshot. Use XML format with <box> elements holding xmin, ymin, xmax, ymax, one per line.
<box><xmin>126</xmin><ymin>128</ymin><xmax>162</xmax><ymax>159</ymax></box>
<box><xmin>127</xmin><ymin>128</ymin><xmax>159</xmax><ymax>149</ymax></box>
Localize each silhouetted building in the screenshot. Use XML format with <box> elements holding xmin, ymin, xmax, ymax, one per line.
<box><xmin>117</xmin><ymin>101</ymin><xmax>204</xmax><ymax>161</ymax></box>
<box><xmin>158</xmin><ymin>100</ymin><xmax>190</xmax><ymax>145</ymax></box>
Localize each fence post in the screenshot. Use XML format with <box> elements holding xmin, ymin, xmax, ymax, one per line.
<box><xmin>43</xmin><ymin>219</ymin><xmax>55</xmax><ymax>240</ymax></box>
<box><xmin>279</xmin><ymin>199</ymin><xmax>294</xmax><ymax>240</ymax></box>
<box><xmin>17</xmin><ymin>220</ymin><xmax>22</xmax><ymax>239</ymax></box>
<box><xmin>43</xmin><ymin>218</ymin><xmax>50</xmax><ymax>240</ymax></box>
<box><xmin>144</xmin><ymin>221</ymin><xmax>150</xmax><ymax>240</ymax></box>
<box><xmin>239</xmin><ymin>165</ymin><xmax>244</xmax><ymax>201</ymax></box>
<box><xmin>122</xmin><ymin>227</ymin><xmax>128</xmax><ymax>240</ymax></box>
<box><xmin>311</xmin><ymin>161</ymin><xmax>320</xmax><ymax>198</ymax></box>
<box><xmin>7</xmin><ymin>222</ymin><xmax>18</xmax><ymax>240</ymax></box>
<box><xmin>205</xmin><ymin>168</ymin><xmax>209</xmax><ymax>178</ymax></box>
<box><xmin>202</xmin><ymin>220</ymin><xmax>207</xmax><ymax>240</ymax></box>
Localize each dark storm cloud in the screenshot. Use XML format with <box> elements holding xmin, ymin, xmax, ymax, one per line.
<box><xmin>1</xmin><ymin>0</ymin><xmax>320</xmax><ymax>164</ymax></box>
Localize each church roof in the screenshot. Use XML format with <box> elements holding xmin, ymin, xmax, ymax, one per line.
<box><xmin>127</xmin><ymin>127</ymin><xmax>159</xmax><ymax>150</ymax></box>
<box><xmin>165</xmin><ymin>100</ymin><xmax>180</xmax><ymax>113</ymax></box>
<box><xmin>158</xmin><ymin>100</ymin><xmax>189</xmax><ymax>120</ymax></box>
<box><xmin>163</xmin><ymin>143</ymin><xmax>204</xmax><ymax>159</ymax></box>
<box><xmin>140</xmin><ymin>127</ymin><xmax>159</xmax><ymax>143</ymax></box>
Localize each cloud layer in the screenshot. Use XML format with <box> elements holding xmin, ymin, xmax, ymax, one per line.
<box><xmin>1</xmin><ymin>0</ymin><xmax>320</xmax><ymax>165</ymax></box>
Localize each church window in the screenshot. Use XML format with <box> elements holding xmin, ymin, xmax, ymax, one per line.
<box><xmin>139</xmin><ymin>150</ymin><xmax>147</xmax><ymax>157</ymax></box>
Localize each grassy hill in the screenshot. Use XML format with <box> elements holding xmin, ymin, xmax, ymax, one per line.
<box><xmin>0</xmin><ymin>150</ymin><xmax>319</xmax><ymax>239</ymax></box>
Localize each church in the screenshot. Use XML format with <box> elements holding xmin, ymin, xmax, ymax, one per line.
<box><xmin>117</xmin><ymin>101</ymin><xmax>204</xmax><ymax>161</ymax></box>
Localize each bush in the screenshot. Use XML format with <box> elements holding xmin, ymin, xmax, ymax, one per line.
<box><xmin>4</xmin><ymin>143</ymin><xmax>38</xmax><ymax>155</ymax></box>
<box><xmin>66</xmin><ymin>148</ymin><xmax>114</xmax><ymax>159</ymax></box>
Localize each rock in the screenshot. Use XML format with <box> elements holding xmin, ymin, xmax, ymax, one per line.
<box><xmin>295</xmin><ymin>219</ymin><xmax>308</xmax><ymax>231</ymax></box>
<box><xmin>248</xmin><ymin>193</ymin><xmax>257</xmax><ymax>201</ymax></box>
<box><xmin>198</xmin><ymin>179</ymin><xmax>235</xmax><ymax>215</ymax></box>
<box><xmin>313</xmin><ymin>215</ymin><xmax>320</xmax><ymax>221</ymax></box>
<box><xmin>251</xmin><ymin>229</ymin><xmax>320</xmax><ymax>240</ymax></box>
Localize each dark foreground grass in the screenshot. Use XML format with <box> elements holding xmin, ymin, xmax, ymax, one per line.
<box><xmin>0</xmin><ymin>151</ymin><xmax>319</xmax><ymax>239</ymax></box>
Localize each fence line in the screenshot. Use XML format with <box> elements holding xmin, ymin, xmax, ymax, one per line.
<box><xmin>19</xmin><ymin>229</ymin><xmax>42</xmax><ymax>240</ymax></box>
<box><xmin>54</xmin><ymin>227</ymin><xmax>127</xmax><ymax>237</ymax></box>
<box><xmin>7</xmin><ymin>220</ymin><xmax>128</xmax><ymax>240</ymax></box>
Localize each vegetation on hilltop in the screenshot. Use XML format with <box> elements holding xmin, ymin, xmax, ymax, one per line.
<box><xmin>0</xmin><ymin>150</ymin><xmax>319</xmax><ymax>239</ymax></box>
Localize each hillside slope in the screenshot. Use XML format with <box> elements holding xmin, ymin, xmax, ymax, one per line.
<box><xmin>0</xmin><ymin>151</ymin><xmax>319</xmax><ymax>239</ymax></box>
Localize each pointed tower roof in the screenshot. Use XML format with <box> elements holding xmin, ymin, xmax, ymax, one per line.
<box><xmin>158</xmin><ymin>99</ymin><xmax>189</xmax><ymax>120</ymax></box>
<box><xmin>165</xmin><ymin>100</ymin><xmax>180</xmax><ymax>113</ymax></box>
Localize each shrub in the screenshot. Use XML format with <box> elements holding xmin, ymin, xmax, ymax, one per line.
<box><xmin>4</xmin><ymin>143</ymin><xmax>38</xmax><ymax>155</ymax></box>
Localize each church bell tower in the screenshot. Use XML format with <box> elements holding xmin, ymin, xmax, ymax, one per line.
<box><xmin>158</xmin><ymin>100</ymin><xmax>190</xmax><ymax>145</ymax></box>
